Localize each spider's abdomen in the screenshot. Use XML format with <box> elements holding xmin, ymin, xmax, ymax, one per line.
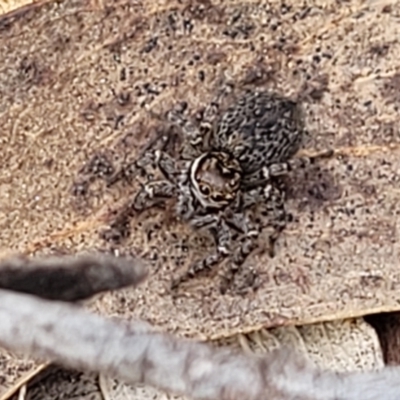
<box><xmin>212</xmin><ymin>90</ymin><xmax>306</xmax><ymax>176</ymax></box>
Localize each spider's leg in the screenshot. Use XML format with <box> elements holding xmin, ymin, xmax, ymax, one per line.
<box><xmin>220</xmin><ymin>184</ymin><xmax>286</xmax><ymax>292</ymax></box>
<box><xmin>236</xmin><ymin>187</ymin><xmax>264</xmax><ymax>209</ymax></box>
<box><xmin>102</xmin><ymin>177</ymin><xmax>174</xmax><ymax>243</ymax></box>
<box><xmin>189</xmin><ymin>213</ymin><xmax>220</xmax><ymax>230</ymax></box>
<box><xmin>262</xmin><ymin>149</ymin><xmax>334</xmax><ymax>180</ymax></box>
<box><xmin>200</xmin><ymin>82</ymin><xmax>234</xmax><ymax>131</ymax></box>
<box><xmin>260</xmin><ymin>183</ymin><xmax>287</xmax><ymax>257</ymax></box>
<box><xmin>106</xmin><ymin>129</ymin><xmax>172</xmax><ymax>187</ymax></box>
<box><xmin>222</xmin><ymin>233</ymin><xmax>261</xmax><ymax>295</ymax></box>
<box><xmin>167</xmin><ymin>109</ymin><xmax>204</xmax><ymax>146</ymax></box>
<box><xmin>175</xmin><ymin>186</ymin><xmax>196</xmax><ymax>221</ymax></box>
<box><xmin>232</xmin><ymin>230</ymin><xmax>260</xmax><ymax>265</ymax></box>
<box><xmin>105</xmin><ymin>150</ymin><xmax>156</xmax><ymax>187</ymax></box>
<box><xmin>174</xmin><ymin>166</ymin><xmax>199</xmax><ymax>220</ymax></box>
<box><xmin>170</xmin><ymin>217</ymin><xmax>231</xmax><ymax>290</ymax></box>
<box><xmin>154</xmin><ymin>150</ymin><xmax>181</xmax><ymax>183</ymax></box>
<box><xmin>133</xmin><ymin>180</ymin><xmax>176</xmax><ymax>212</ymax></box>
<box><xmin>107</xmin><ymin>147</ymin><xmax>180</xmax><ymax>189</ymax></box>
<box><xmin>219</xmin><ymin>210</ymin><xmax>260</xmax><ymax>294</ymax></box>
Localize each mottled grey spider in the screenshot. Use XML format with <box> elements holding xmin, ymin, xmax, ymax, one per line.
<box><xmin>132</xmin><ymin>87</ymin><xmax>333</xmax><ymax>293</ymax></box>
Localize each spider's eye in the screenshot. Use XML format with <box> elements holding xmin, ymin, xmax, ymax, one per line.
<box><xmin>199</xmin><ymin>184</ymin><xmax>211</xmax><ymax>196</ymax></box>
<box><xmin>229</xmin><ymin>178</ymin><xmax>238</xmax><ymax>187</ymax></box>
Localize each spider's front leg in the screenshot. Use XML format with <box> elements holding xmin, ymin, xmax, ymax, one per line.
<box><xmin>102</xmin><ymin>152</ymin><xmax>179</xmax><ymax>244</ymax></box>
<box><xmin>105</xmin><ymin>150</ymin><xmax>156</xmax><ymax>187</ymax></box>
<box><xmin>133</xmin><ymin>179</ymin><xmax>176</xmax><ymax>212</ymax></box>
<box><xmin>130</xmin><ymin>150</ymin><xmax>181</xmax><ymax>212</ymax></box>
<box><xmin>170</xmin><ymin>217</ymin><xmax>232</xmax><ymax>290</ymax></box>
<box><xmin>102</xmin><ymin>178</ymin><xmax>175</xmax><ymax>244</ymax></box>
<box><xmin>154</xmin><ymin>150</ymin><xmax>181</xmax><ymax>183</ymax></box>
<box><xmin>106</xmin><ymin>130</ymin><xmax>174</xmax><ymax>187</ymax></box>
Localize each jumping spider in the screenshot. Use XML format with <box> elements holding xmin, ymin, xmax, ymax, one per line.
<box><xmin>131</xmin><ymin>87</ymin><xmax>333</xmax><ymax>293</ymax></box>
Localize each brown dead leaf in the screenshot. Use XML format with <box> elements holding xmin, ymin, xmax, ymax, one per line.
<box><xmin>1</xmin><ymin>0</ymin><xmax>400</xmax><ymax>396</ymax></box>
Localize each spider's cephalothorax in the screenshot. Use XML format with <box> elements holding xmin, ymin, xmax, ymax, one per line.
<box><xmin>190</xmin><ymin>151</ymin><xmax>242</xmax><ymax>209</ymax></box>
<box><xmin>132</xmin><ymin>89</ymin><xmax>333</xmax><ymax>294</ymax></box>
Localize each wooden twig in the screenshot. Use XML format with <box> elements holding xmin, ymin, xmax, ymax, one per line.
<box><xmin>0</xmin><ymin>253</ymin><xmax>147</xmax><ymax>301</ymax></box>
<box><xmin>0</xmin><ymin>253</ymin><xmax>399</xmax><ymax>400</ymax></box>
<box><xmin>0</xmin><ymin>288</ymin><xmax>399</xmax><ymax>399</ymax></box>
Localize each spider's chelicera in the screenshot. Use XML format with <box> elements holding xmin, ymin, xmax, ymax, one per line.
<box><xmin>132</xmin><ymin>88</ymin><xmax>333</xmax><ymax>293</ymax></box>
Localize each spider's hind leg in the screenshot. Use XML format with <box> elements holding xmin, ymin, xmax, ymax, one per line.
<box><xmin>218</xmin><ymin>207</ymin><xmax>263</xmax><ymax>294</ymax></box>
<box><xmin>260</xmin><ymin>184</ymin><xmax>288</xmax><ymax>258</ymax></box>
<box><xmin>253</xmin><ymin>149</ymin><xmax>333</xmax><ymax>254</ymax></box>
<box><xmin>263</xmin><ymin>149</ymin><xmax>334</xmax><ymax>180</ymax></box>
<box><xmin>170</xmin><ymin>217</ymin><xmax>231</xmax><ymax>290</ymax></box>
<box><xmin>219</xmin><ymin>232</ymin><xmax>260</xmax><ymax>294</ymax></box>
<box><xmin>199</xmin><ymin>81</ymin><xmax>235</xmax><ymax>132</ymax></box>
